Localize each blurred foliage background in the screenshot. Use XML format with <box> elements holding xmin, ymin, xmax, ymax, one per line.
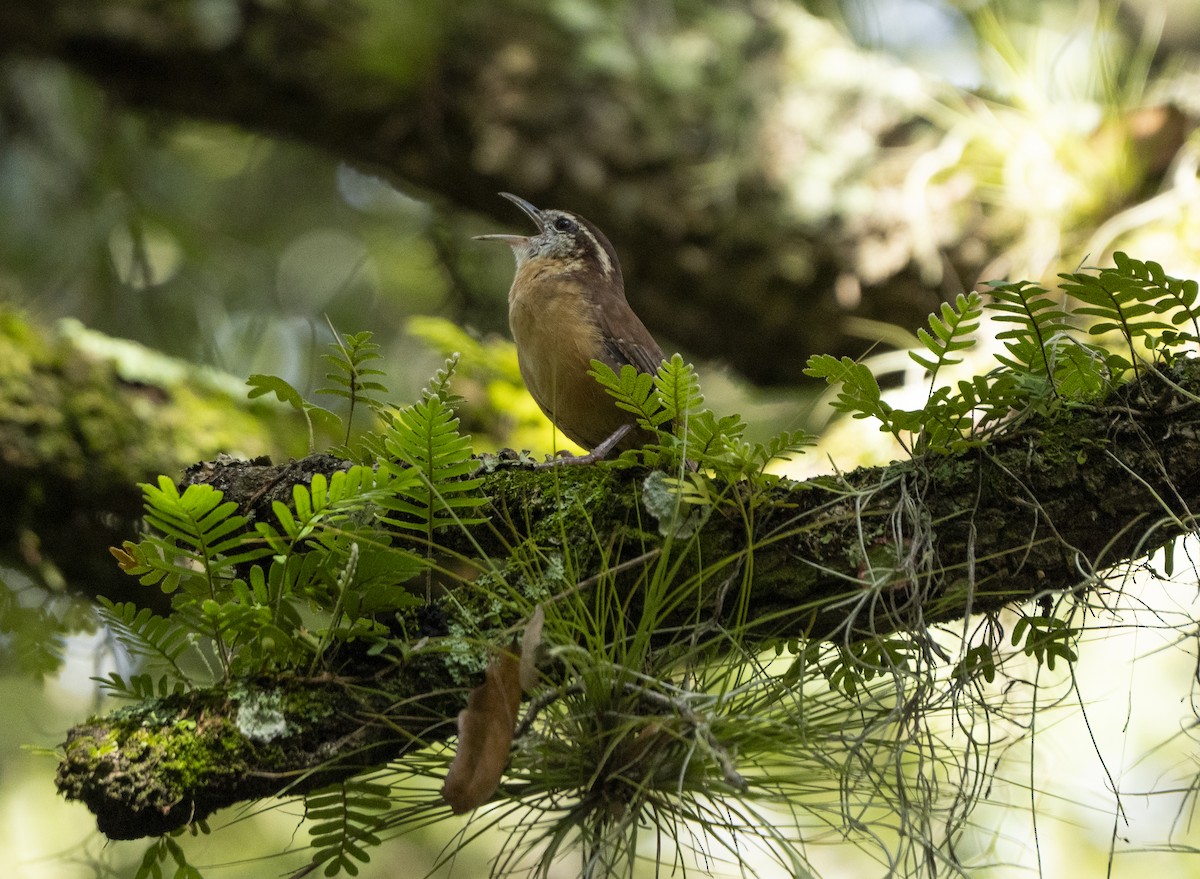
<box><xmin>2</xmin><ymin>0</ymin><xmax>1200</xmax><ymax>876</ymax></box>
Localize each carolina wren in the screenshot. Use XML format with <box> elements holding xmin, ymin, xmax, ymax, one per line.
<box><xmin>476</xmin><ymin>193</ymin><xmax>665</xmax><ymax>457</ymax></box>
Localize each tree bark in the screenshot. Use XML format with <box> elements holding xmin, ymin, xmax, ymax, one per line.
<box><xmin>55</xmin><ymin>358</ymin><xmax>1200</xmax><ymax>839</ymax></box>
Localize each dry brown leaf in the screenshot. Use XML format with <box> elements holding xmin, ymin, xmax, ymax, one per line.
<box><xmin>441</xmin><ymin>639</ymin><xmax>523</xmax><ymax>814</ymax></box>
<box><xmin>442</xmin><ymin>607</ymin><xmax>548</xmax><ymax>813</ymax></box>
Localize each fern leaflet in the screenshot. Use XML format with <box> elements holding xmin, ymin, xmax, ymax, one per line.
<box><xmin>318</xmin><ymin>329</ymin><xmax>389</xmax><ymax>446</ymax></box>
<box><xmin>306</xmin><ymin>780</ymin><xmax>391</xmax><ymax>877</ymax></box>
<box><xmin>96</xmin><ymin>597</ymin><xmax>194</xmax><ymax>684</ymax></box>
<box><xmin>377</xmin><ymin>357</ymin><xmax>487</xmax><ymax>536</ymax></box>
<box><xmin>588</xmin><ymin>360</ymin><xmax>668</xmax><ymax>429</ymax></box>
<box><xmin>910</xmin><ymin>292</ymin><xmax>982</xmax><ymax>384</ymax></box>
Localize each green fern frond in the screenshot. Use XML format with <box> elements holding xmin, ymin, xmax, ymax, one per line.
<box><xmin>953</xmin><ymin>372</ymin><xmax>1024</xmax><ymax>435</ymax></box>
<box><xmin>246</xmin><ymin>373</ymin><xmax>341</xmax><ymax>453</ymax></box>
<box><xmin>377</xmin><ymin>357</ymin><xmax>487</xmax><ymax>536</ymax></box>
<box><xmin>318</xmin><ymin>329</ymin><xmax>390</xmax><ymax>445</ymax></box>
<box><xmin>1059</xmin><ymin>255</ymin><xmax>1184</xmax><ymax>379</ymax></box>
<box><xmin>984</xmin><ymin>280</ymin><xmax>1075</xmax><ymax>395</ymax></box>
<box><xmin>134</xmin><ymin>832</ymin><xmax>206</xmax><ymax>879</ymax></box>
<box><xmin>1106</xmin><ymin>252</ymin><xmax>1200</xmax><ymax>353</ymax></box>
<box><xmin>696</xmin><ymin>418</ymin><xmax>813</xmax><ymax>479</ymax></box>
<box><xmin>1045</xmin><ymin>338</ymin><xmax>1122</xmax><ymax>399</ymax></box>
<box><xmin>910</xmin><ymin>292</ymin><xmax>982</xmax><ymax>382</ymax></box>
<box><xmin>752</xmin><ymin>429</ymin><xmax>814</xmax><ymax>469</ymax></box>
<box><xmin>804</xmin><ymin>355</ymin><xmax>889</xmax><ymax>421</ymax></box>
<box><xmin>651</xmin><ymin>354</ymin><xmax>703</xmax><ymax>424</ymax></box>
<box><xmin>804</xmin><ymin>355</ymin><xmax>906</xmax><ymax>446</ymax></box>
<box><xmin>318</xmin><ymin>330</ymin><xmax>388</xmax><ymax>407</ymax></box>
<box><xmin>912</xmin><ymin>386</ymin><xmax>974</xmax><ymax>453</ymax></box>
<box><xmin>258</xmin><ymin>467</ymin><xmax>385</xmax><ymax>553</ymax></box>
<box><xmin>588</xmin><ymin>360</ymin><xmax>668</xmax><ymax>429</ymax></box>
<box><xmin>96</xmin><ymin>597</ymin><xmax>194</xmax><ymax>683</ymax></box>
<box><xmin>424</xmin><ymin>355</ymin><xmax>465</xmax><ymax>407</ymax></box>
<box><xmin>1010</xmin><ymin>615</ymin><xmax>1078</xmax><ymax>671</ymax></box>
<box><xmin>94</xmin><ymin>672</ymin><xmax>187</xmax><ymax>700</ymax></box>
<box><xmin>137</xmin><ymin>477</ymin><xmax>272</xmax><ymax>590</ymax></box>
<box><xmin>306</xmin><ymin>780</ymin><xmax>391</xmax><ymax>877</ymax></box>
<box><xmin>674</xmin><ymin>409</ymin><xmax>738</xmax><ymax>459</ymax></box>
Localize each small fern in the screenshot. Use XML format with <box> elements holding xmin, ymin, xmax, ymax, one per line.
<box><xmin>246</xmin><ymin>373</ymin><xmax>341</xmax><ymax>453</ymax></box>
<box><xmin>305</xmin><ymin>780</ymin><xmax>391</xmax><ymax>877</ymax></box>
<box><xmin>248</xmin><ymin>328</ymin><xmax>395</xmax><ymax>456</ymax></box>
<box><xmin>807</xmin><ymin>254</ymin><xmax>1199</xmax><ymax>455</ymax></box>
<box><xmin>984</xmin><ymin>280</ymin><xmax>1074</xmax><ymax>395</ymax></box>
<box><xmin>588</xmin><ymin>354</ymin><xmax>810</xmax><ymax>478</ymax></box>
<box><xmin>377</xmin><ymin>356</ymin><xmax>488</xmax><ymax>546</ymax></box>
<box><xmin>952</xmin><ymin>643</ymin><xmax>998</xmax><ymax>684</ymax></box>
<box><xmin>651</xmin><ymin>353</ymin><xmax>704</xmax><ymax>424</ymax></box>
<box><xmin>257</xmin><ymin>467</ymin><xmax>388</xmax><ymax>554</ymax></box>
<box><xmin>803</xmin><ymin>355</ymin><xmax>889</xmax><ymax>423</ymax></box>
<box><xmin>134</xmin><ymin>832</ymin><xmax>207</xmax><ymax>879</ymax></box>
<box><xmin>1098</xmin><ymin>252</ymin><xmax>1199</xmax><ymax>356</ymax></box>
<box><xmin>318</xmin><ymin>329</ymin><xmax>389</xmax><ymax>446</ymax></box>
<box><xmin>910</xmin><ymin>292</ymin><xmax>982</xmax><ymax>385</ymax></box>
<box><xmin>96</xmin><ymin>597</ymin><xmax>194</xmax><ymax>687</ymax></box>
<box><xmin>111</xmin><ymin>465</ymin><xmax>428</xmax><ymax>684</ymax></box>
<box><xmin>745</xmin><ymin>428</ymin><xmax>815</xmax><ymax>475</ymax></box>
<box><xmin>131</xmin><ymin>477</ymin><xmax>272</xmax><ymax>594</ymax></box>
<box><xmin>1010</xmin><ymin>614</ymin><xmax>1078</xmax><ymax>671</ymax></box>
<box><xmin>804</xmin><ymin>354</ymin><xmax>913</xmax><ymax>449</ymax></box>
<box><xmin>951</xmin><ymin>372</ymin><xmax>1025</xmax><ymax>438</ymax></box>
<box><xmin>588</xmin><ymin>360</ymin><xmax>671</xmax><ymax>430</ymax></box>
<box><xmin>1058</xmin><ymin>255</ymin><xmax>1186</xmax><ymax>380</ymax></box>
<box><xmin>95</xmin><ymin>672</ymin><xmax>188</xmax><ymax>700</ymax></box>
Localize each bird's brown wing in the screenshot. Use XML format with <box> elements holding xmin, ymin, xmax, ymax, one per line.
<box><xmin>591</xmin><ymin>297</ymin><xmax>673</xmax><ymax>449</ymax></box>
<box><xmin>594</xmin><ymin>300</ymin><xmax>666</xmax><ymax>376</ymax></box>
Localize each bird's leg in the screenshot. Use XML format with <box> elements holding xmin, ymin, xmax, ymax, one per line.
<box><xmin>535</xmin><ymin>424</ymin><xmax>632</xmax><ymax>468</ymax></box>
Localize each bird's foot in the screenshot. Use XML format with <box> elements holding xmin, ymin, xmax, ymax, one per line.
<box><xmin>534</xmin><ymin>425</ymin><xmax>631</xmax><ymax>468</ymax></box>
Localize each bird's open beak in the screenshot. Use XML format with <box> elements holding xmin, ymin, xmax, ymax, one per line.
<box><xmin>473</xmin><ymin>192</ymin><xmax>544</xmax><ymax>244</ymax></box>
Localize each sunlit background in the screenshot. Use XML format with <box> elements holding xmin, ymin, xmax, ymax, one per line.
<box><xmin>4</xmin><ymin>0</ymin><xmax>1200</xmax><ymax>876</ymax></box>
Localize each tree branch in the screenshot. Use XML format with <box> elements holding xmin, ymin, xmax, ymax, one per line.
<box><xmin>56</xmin><ymin>360</ymin><xmax>1200</xmax><ymax>839</ymax></box>
<box><xmin>0</xmin><ymin>305</ymin><xmax>300</xmax><ymax>602</ymax></box>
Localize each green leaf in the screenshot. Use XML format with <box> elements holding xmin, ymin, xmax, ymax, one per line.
<box><xmin>305</xmin><ymin>781</ymin><xmax>390</xmax><ymax>877</ymax></box>
<box><xmin>804</xmin><ymin>355</ymin><xmax>896</xmax><ymax>436</ymax></box>
<box><xmin>377</xmin><ymin>357</ymin><xmax>488</xmax><ymax>536</ymax></box>
<box><xmin>246</xmin><ymin>373</ymin><xmax>305</xmax><ymax>408</ymax></box>
<box><xmin>651</xmin><ymin>354</ymin><xmax>702</xmax><ymax>425</ymax></box>
<box><xmin>589</xmin><ymin>360</ymin><xmax>663</xmax><ymax>428</ymax></box>
<box><xmin>909</xmin><ymin>292</ymin><xmax>982</xmax><ymax>376</ymax></box>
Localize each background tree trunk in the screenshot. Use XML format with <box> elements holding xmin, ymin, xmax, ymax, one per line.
<box><xmin>2</xmin><ymin>0</ymin><xmax>1186</xmax><ymax>383</ymax></box>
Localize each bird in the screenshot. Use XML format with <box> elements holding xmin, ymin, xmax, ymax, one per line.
<box><xmin>475</xmin><ymin>192</ymin><xmax>666</xmax><ymax>460</ymax></box>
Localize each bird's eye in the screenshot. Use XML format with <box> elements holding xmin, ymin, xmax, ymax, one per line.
<box><xmin>553</xmin><ymin>216</ymin><xmax>577</xmax><ymax>233</ymax></box>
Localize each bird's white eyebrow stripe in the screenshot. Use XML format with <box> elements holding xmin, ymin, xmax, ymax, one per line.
<box><xmin>574</xmin><ymin>222</ymin><xmax>613</xmax><ymax>278</ymax></box>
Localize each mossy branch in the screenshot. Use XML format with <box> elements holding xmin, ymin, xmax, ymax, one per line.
<box><xmin>0</xmin><ymin>306</ymin><xmax>302</xmax><ymax>600</ymax></box>
<box><xmin>56</xmin><ymin>359</ymin><xmax>1200</xmax><ymax>839</ymax></box>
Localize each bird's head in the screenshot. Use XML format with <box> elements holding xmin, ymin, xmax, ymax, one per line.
<box><xmin>475</xmin><ymin>192</ymin><xmax>622</xmax><ymax>288</ymax></box>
